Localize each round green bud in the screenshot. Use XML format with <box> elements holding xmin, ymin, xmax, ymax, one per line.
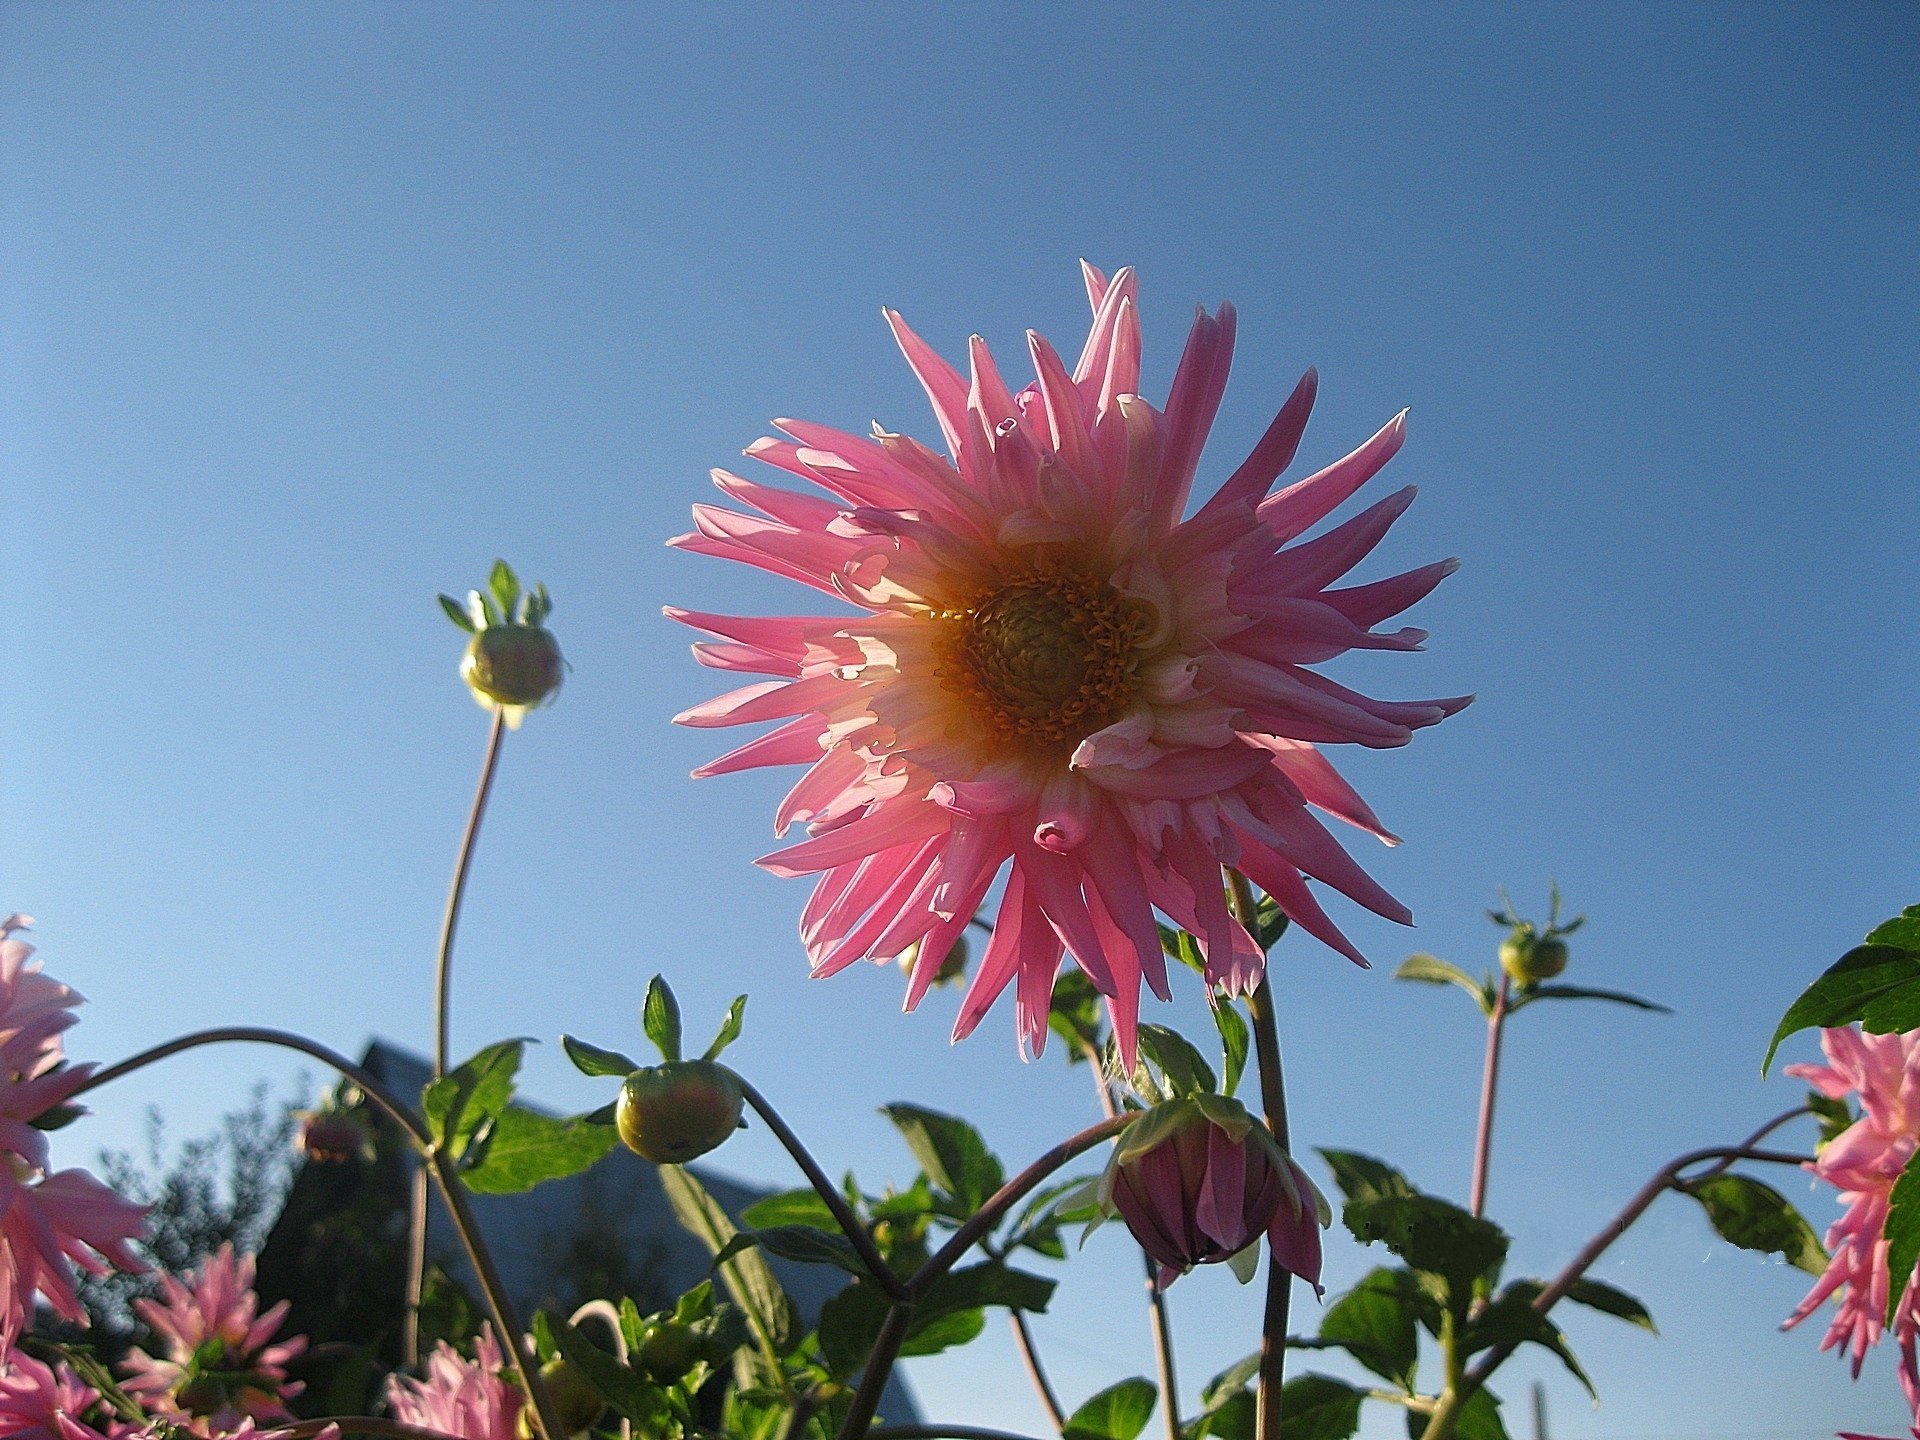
<box><xmin>516</xmin><ymin>1357</ymin><xmax>605</xmax><ymax>1438</ymax></box>
<box><xmin>461</xmin><ymin>625</ymin><xmax>564</xmax><ymax>709</ymax></box>
<box><xmin>615</xmin><ymin>1061</ymin><xmax>745</xmax><ymax>1164</ymax></box>
<box><xmin>1500</xmin><ymin>928</ymin><xmax>1569</xmax><ymax>986</ymax></box>
<box><xmin>636</xmin><ymin>1321</ymin><xmax>702</xmax><ymax>1385</ymax></box>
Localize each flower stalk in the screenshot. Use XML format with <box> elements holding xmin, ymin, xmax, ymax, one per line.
<box><xmin>1468</xmin><ymin>973</ymin><xmax>1511</xmax><ymax>1218</ymax></box>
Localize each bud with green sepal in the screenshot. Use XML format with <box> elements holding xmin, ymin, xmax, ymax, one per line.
<box><xmin>438</xmin><ymin>559</ymin><xmax>564</xmax><ymax>728</ymax></box>
<box><xmin>566</xmin><ymin>977</ymin><xmax>750</xmax><ymax>1164</ymax></box>
<box><xmin>1493</xmin><ymin>881</ymin><xmax>1582</xmax><ymax>990</ymax></box>
<box><xmin>514</xmin><ymin>1358</ymin><xmax>605</xmax><ymax>1439</ymax></box>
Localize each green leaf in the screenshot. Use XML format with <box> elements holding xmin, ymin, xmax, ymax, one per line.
<box><xmin>460</xmin><ymin>1108</ymin><xmax>619</xmax><ymax>1194</ymax></box>
<box><xmin>1517</xmin><ymin>983</ymin><xmax>1672</xmax><ymax>1014</ymax></box>
<box><xmin>468</xmin><ymin>588</ymin><xmax>499</xmax><ymax>629</ymax></box>
<box><xmin>1063</xmin><ymin>1379</ymin><xmax>1157</xmax><ymax>1440</ymax></box>
<box><xmin>741</xmin><ymin>1188</ymin><xmax>841</xmax><ymax>1231</ymax></box>
<box><xmin>1888</xmin><ymin>1150</ymin><xmax>1920</xmax><ymax>1323</ymax></box>
<box><xmin>714</xmin><ymin>1225</ymin><xmax>870</xmax><ymax>1278</ymax></box>
<box><xmin>1200</xmin><ymin>1354</ymin><xmax>1260</xmax><ymax>1410</ymax></box>
<box><xmin>1501</xmin><ymin>1276</ymin><xmax>1656</xmax><ymax>1333</ymax></box>
<box><xmin>815</xmin><ymin>1277</ymin><xmax>991</xmax><ymax>1379</ymax></box>
<box><xmin>1449</xmin><ymin>1388</ymin><xmax>1510</xmax><ymax>1440</ymax></box>
<box><xmin>488</xmin><ymin>559</ymin><xmax>521</xmax><ymax>624</ymax></box>
<box><xmin>658</xmin><ymin>1164</ymin><xmax>798</xmax><ymax>1359</ymax></box>
<box><xmin>643</xmin><ymin>976</ymin><xmax>683</xmax><ymax>1063</ymax></box>
<box><xmin>1211</xmin><ymin>1000</ymin><xmax>1250</xmax><ymax>1098</ymax></box>
<box><xmin>1049</xmin><ymin>969</ymin><xmax>1105</xmax><ymax>1061</ymax></box>
<box><xmin>1343</xmin><ymin>1193</ymin><xmax>1509</xmax><ymax>1298</ymax></box>
<box><xmin>439</xmin><ymin>593</ymin><xmax>478</xmax><ymax>633</ymax></box>
<box><xmin>879</xmin><ymin>1103</ymin><xmax>1004</xmax><ymax>1213</ymax></box>
<box><xmin>1253</xmin><ymin>895</ymin><xmax>1290</xmax><ymax>951</ymax></box>
<box><xmin>1137</xmin><ymin>1023</ymin><xmax>1217</xmax><ymax>1098</ymax></box>
<box><xmin>1765</xmin><ymin>943</ymin><xmax>1920</xmax><ymax>1073</ymax></box>
<box><xmin>1316</xmin><ymin>1149</ymin><xmax>1416</xmax><ymax>1205</ymax></box>
<box><xmin>417</xmin><ymin>1266</ymin><xmax>483</xmax><ymax>1353</ymax></box>
<box><xmin>561</xmin><ymin>1034</ymin><xmax>639</xmax><ymax>1079</ymax></box>
<box><xmin>920</xmin><ymin>1259</ymin><xmax>1055</xmax><ymax>1317</ymax></box>
<box><xmin>1867</xmin><ymin>906</ymin><xmax>1920</xmax><ymax>951</ymax></box>
<box><xmin>1681</xmin><ymin>1173</ymin><xmax>1827</xmax><ymax>1276</ymax></box>
<box><xmin>422</xmin><ymin>1040</ymin><xmax>526</xmax><ymax>1162</ymax></box>
<box><xmin>1394</xmin><ymin>954</ymin><xmax>1493</xmax><ymax>1013</ymax></box>
<box><xmin>545</xmin><ymin>1312</ymin><xmax>664</xmax><ymax>1426</ymax></box>
<box><xmin>1158</xmin><ymin>923</ymin><xmax>1206</xmax><ymax>977</ymax></box>
<box><xmin>1319</xmin><ymin>1267</ymin><xmax>1420</xmax><ymax>1390</ymax></box>
<box><xmin>1274</xmin><ymin>1374</ymin><xmax>1363</xmax><ymax>1440</ymax></box>
<box><xmin>704</xmin><ymin>996</ymin><xmax>748</xmax><ymax>1060</ymax></box>
<box><xmin>1808</xmin><ymin>1090</ymin><xmax>1855</xmax><ymax>1149</ymax></box>
<box><xmin>1464</xmin><ymin>1292</ymin><xmax>1595</xmax><ymax>1399</ymax></box>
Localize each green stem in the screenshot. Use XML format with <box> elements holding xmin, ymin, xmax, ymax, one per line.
<box><xmin>1468</xmin><ymin>974</ymin><xmax>1511</xmax><ymax>1218</ymax></box>
<box><xmin>1007</xmin><ymin>1310</ymin><xmax>1068</xmax><ymax>1434</ymax></box>
<box><xmin>1225</xmin><ymin>869</ymin><xmax>1290</xmax><ymax>1440</ymax></box>
<box><xmin>837</xmin><ymin>1302</ymin><xmax>916</xmax><ymax>1440</ymax></box>
<box><xmin>74</xmin><ymin>1027</ymin><xmax>566</xmax><ymax>1440</ymax></box>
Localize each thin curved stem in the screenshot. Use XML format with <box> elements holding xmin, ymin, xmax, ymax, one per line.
<box><xmin>1225</xmin><ymin>869</ymin><xmax>1290</xmax><ymax>1440</ymax></box>
<box><xmin>1468</xmin><ymin>974</ymin><xmax>1511</xmax><ymax>1218</ymax></box>
<box><xmin>436</xmin><ymin>708</ymin><xmax>507</xmax><ymax>1077</ymax></box>
<box><xmin>837</xmin><ymin>1301</ymin><xmax>916</xmax><ymax>1440</ymax></box>
<box><xmin>1007</xmin><ymin>1311</ymin><xmax>1067</xmax><ymax>1434</ymax></box>
<box><xmin>735</xmin><ymin>1076</ymin><xmax>908</xmax><ymax>1300</ymax></box>
<box><xmin>272</xmin><ymin>1421</ymin><xmax>467</xmax><ymax>1440</ymax></box>
<box><xmin>1423</xmin><ymin>1131</ymin><xmax>1815</xmax><ymax>1438</ymax></box>
<box><xmin>74</xmin><ymin>1027</ymin><xmax>566</xmax><ymax>1440</ymax></box>
<box><xmin>403</xmin><ymin>1165</ymin><xmax>430</xmax><ymax>1366</ymax></box>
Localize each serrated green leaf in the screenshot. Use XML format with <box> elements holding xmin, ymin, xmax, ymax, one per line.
<box><xmin>1274</xmin><ymin>1374</ymin><xmax>1363</xmax><ymax>1440</ymax></box>
<box><xmin>1210</xmin><ymin>999</ymin><xmax>1250</xmax><ymax>1098</ymax></box>
<box><xmin>438</xmin><ymin>593</ymin><xmax>478</xmax><ymax>633</ymax></box>
<box><xmin>1888</xmin><ymin>1151</ymin><xmax>1920</xmax><ymax>1324</ymax></box>
<box><xmin>1316</xmin><ymin>1149</ymin><xmax>1416</xmax><ymax>1205</ymax></box>
<box><xmin>1063</xmin><ymin>1379</ymin><xmax>1157</xmax><ymax>1440</ymax></box>
<box><xmin>461</xmin><ymin>1107</ymin><xmax>619</xmax><ymax>1194</ymax></box>
<box><xmin>659</xmin><ymin>1164</ymin><xmax>797</xmax><ymax>1359</ymax></box>
<box><xmin>880</xmin><ymin>1103</ymin><xmax>1004</xmax><ymax>1213</ymax></box>
<box><xmin>1765</xmin><ymin>944</ymin><xmax>1920</xmax><ymax>1073</ymax></box>
<box><xmin>1450</xmin><ymin>1388</ymin><xmax>1510</xmax><ymax>1440</ymax></box>
<box><xmin>1343</xmin><ymin>1193</ymin><xmax>1509</xmax><ymax>1299</ymax></box>
<box><xmin>1319</xmin><ymin>1267</ymin><xmax>1420</xmax><ymax>1390</ymax></box>
<box><xmin>1200</xmin><ymin>1354</ymin><xmax>1260</xmax><ymax>1410</ymax></box>
<box><xmin>1867</xmin><ymin>907</ymin><xmax>1920</xmax><ymax>951</ymax></box>
<box><xmin>1464</xmin><ymin>1292</ymin><xmax>1595</xmax><ymax>1399</ymax></box>
<box><xmin>1682</xmin><ymin>1172</ymin><xmax>1827</xmax><ymax>1276</ymax></box>
<box><xmin>714</xmin><ymin>1225</ymin><xmax>870</xmax><ymax>1278</ymax></box>
<box><xmin>562</xmin><ymin>1034</ymin><xmax>639</xmax><ymax>1078</ymax></box>
<box><xmin>1395</xmin><ymin>954</ymin><xmax>1493</xmax><ymax>1012</ymax></box>
<box><xmin>741</xmin><ymin>1188</ymin><xmax>841</xmax><ymax>1231</ymax></box>
<box><xmin>704</xmin><ymin>996</ymin><xmax>748</xmax><ymax>1061</ymax></box>
<box><xmin>1137</xmin><ymin>1023</ymin><xmax>1217</xmax><ymax>1098</ymax></box>
<box><xmin>643</xmin><ymin>976</ymin><xmax>683</xmax><ymax>1063</ymax></box>
<box><xmin>422</xmin><ymin>1040</ymin><xmax>526</xmax><ymax>1162</ymax></box>
<box><xmin>1501</xmin><ymin>1275</ymin><xmax>1656</xmax><ymax>1333</ymax></box>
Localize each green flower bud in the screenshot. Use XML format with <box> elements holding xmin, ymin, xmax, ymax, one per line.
<box><xmin>462</xmin><ymin>626</ymin><xmax>564</xmax><ymax>710</ymax></box>
<box><xmin>1500</xmin><ymin>925</ymin><xmax>1569</xmax><ymax>986</ymax></box>
<box><xmin>615</xmin><ymin>1061</ymin><xmax>744</xmax><ymax>1164</ymax></box>
<box><xmin>635</xmin><ymin>1321</ymin><xmax>701</xmax><ymax>1385</ymax></box>
<box><xmin>517</xmin><ymin>1358</ymin><xmax>605</xmax><ymax>1438</ymax></box>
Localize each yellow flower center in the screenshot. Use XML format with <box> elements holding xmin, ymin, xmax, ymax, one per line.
<box><xmin>937</xmin><ymin>567</ymin><xmax>1153</xmax><ymax>751</ymax></box>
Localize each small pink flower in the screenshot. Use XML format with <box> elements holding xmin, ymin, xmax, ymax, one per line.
<box><xmin>0</xmin><ymin>1165</ymin><xmax>148</xmax><ymax>1344</ymax></box>
<box><xmin>121</xmin><ymin>1244</ymin><xmax>305</xmax><ymax>1429</ymax></box>
<box><xmin>386</xmin><ymin>1325</ymin><xmax>523</xmax><ymax>1440</ymax></box>
<box><xmin>1784</xmin><ymin>1026</ymin><xmax>1920</xmax><ymax>1411</ymax></box>
<box><xmin>1100</xmin><ymin>1096</ymin><xmax>1328</xmax><ymax>1292</ymax></box>
<box><xmin>672</xmin><ymin>265</ymin><xmax>1464</xmax><ymax>1066</ymax></box>
<box><xmin>0</xmin><ymin>1352</ymin><xmax>119</xmax><ymax>1440</ymax></box>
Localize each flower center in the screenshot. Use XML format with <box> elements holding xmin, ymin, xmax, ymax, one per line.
<box><xmin>938</xmin><ymin>568</ymin><xmax>1153</xmax><ymax>750</ymax></box>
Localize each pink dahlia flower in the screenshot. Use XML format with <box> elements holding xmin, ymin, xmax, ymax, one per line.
<box><xmin>1785</xmin><ymin>1026</ymin><xmax>1920</xmax><ymax>1412</ymax></box>
<box><xmin>385</xmin><ymin>1325</ymin><xmax>523</xmax><ymax>1440</ymax></box>
<box><xmin>0</xmin><ymin>918</ymin><xmax>96</xmax><ymax>1174</ymax></box>
<box><xmin>672</xmin><ymin>264</ymin><xmax>1465</xmax><ymax>1062</ymax></box>
<box><xmin>121</xmin><ymin>1244</ymin><xmax>306</xmax><ymax>1428</ymax></box>
<box><xmin>0</xmin><ymin>1164</ymin><xmax>148</xmax><ymax>1343</ymax></box>
<box><xmin>0</xmin><ymin>1352</ymin><xmax>120</xmax><ymax>1440</ymax></box>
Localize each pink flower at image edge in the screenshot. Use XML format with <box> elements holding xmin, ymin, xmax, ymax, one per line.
<box><xmin>672</xmin><ymin>264</ymin><xmax>1466</xmax><ymax>1065</ymax></box>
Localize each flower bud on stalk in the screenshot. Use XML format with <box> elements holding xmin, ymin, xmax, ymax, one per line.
<box><xmin>516</xmin><ymin>1359</ymin><xmax>605</xmax><ymax>1439</ymax></box>
<box><xmin>439</xmin><ymin>561</ymin><xmax>563</xmax><ymax>729</ymax></box>
<box><xmin>615</xmin><ymin>1062</ymin><xmax>745</xmax><ymax>1164</ymax></box>
<box><xmin>1498</xmin><ymin>923</ymin><xmax>1570</xmax><ymax>986</ymax></box>
<box><xmin>1100</xmin><ymin>1095</ymin><xmax>1328</xmax><ymax>1293</ymax></box>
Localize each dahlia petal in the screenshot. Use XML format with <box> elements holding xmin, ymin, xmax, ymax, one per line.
<box><xmin>1194</xmin><ymin>1123</ymin><xmax>1248</xmax><ymax>1250</ymax></box>
<box><xmin>1153</xmin><ymin>304</ymin><xmax>1236</xmax><ymax>529</ymax></box>
<box><xmin>1207</xmin><ymin>655</ymin><xmax>1415</xmax><ymax>748</ymax></box>
<box><xmin>953</xmin><ymin>867</ymin><xmax>1048</xmax><ymax>1042</ymax></box>
<box><xmin>1271</xmin><ymin>485</ymin><xmax>1419</xmax><ymax>594</ymax></box>
<box><xmin>931</xmin><ymin>816</ymin><xmax>1012</xmax><ymax>919</ymax></box>
<box><xmin>688</xmin><ymin>504</ymin><xmax>866</xmax><ymax>583</ymax></box>
<box><xmin>692</xmin><ymin>641</ymin><xmax>800</xmax><ymax>676</ymax></box>
<box><xmin>1074</xmin><ymin>264</ymin><xmax>1139</xmax><ymax>389</ymax></box>
<box><xmin>758</xmin><ymin>800</ymin><xmax>950</xmax><ymax>877</ymax></box>
<box><xmin>1320</xmin><ymin>557</ymin><xmax>1460</xmax><ymax>630</ymax></box>
<box><xmin>776</xmin><ymin>745</ymin><xmax>872</xmax><ymax>836</ymax></box>
<box><xmin>1257</xmin><ymin>410</ymin><xmax>1408</xmax><ymax>542</ymax></box>
<box><xmin>1080</xmin><ymin>259</ymin><xmax>1111</xmax><ymax>313</ymax></box>
<box><xmin>1192</xmin><ymin>368</ymin><xmax>1318</xmax><ymax>524</ymax></box>
<box><xmin>1080</xmin><ymin>838</ymin><xmax>1173</xmax><ymax>1003</ymax></box>
<box><xmin>1079</xmin><ymin>742</ymin><xmax>1274</xmax><ymax>801</ymax></box>
<box><xmin>902</xmin><ymin>856</ymin><xmax>999</xmax><ymax>1009</ymax></box>
<box><xmin>1244</xmin><ymin>813</ymin><xmax>1412</xmax><ymax>925</ymax></box>
<box><xmin>1233</xmin><ymin>848</ymin><xmax>1370</xmax><ymax>969</ymax></box>
<box><xmin>1236</xmin><ymin>597</ymin><xmax>1427</xmax><ymax>666</ymax></box>
<box><xmin>884</xmin><ymin>309</ymin><xmax>971</xmax><ymax>465</ymax></box>
<box><xmin>1255</xmin><ymin>738</ymin><xmax>1400</xmax><ymax>843</ymax></box>
<box><xmin>1034</xmin><ymin>776</ymin><xmax>1099</xmax><ymax>854</ymax></box>
<box><xmin>1092</xmin><ymin>294</ymin><xmax>1142</xmax><ymax>477</ymax></box>
<box><xmin>691</xmin><ymin>716</ymin><xmax>827</xmax><ymax>779</ymax></box>
<box><xmin>1013</xmin><ymin>841</ymin><xmax>1118</xmax><ymax>998</ymax></box>
<box><xmin>967</xmin><ymin>334</ymin><xmax>1021</xmax><ymax>431</ymax></box>
<box><xmin>710</xmin><ymin>470</ymin><xmax>845</xmax><ymax>530</ymax></box>
<box><xmin>809</xmin><ymin>850</ymin><xmax>943</xmax><ymax>978</ymax></box>
<box><xmin>670</xmin><ymin>530</ymin><xmax>844</xmax><ymax>598</ymax></box>
<box><xmin>1027</xmin><ymin>329</ymin><xmax>1098</xmax><ymax>482</ymax></box>
<box><xmin>673</xmin><ymin>673</ymin><xmax>846</xmax><ymax>729</ymax></box>
<box><xmin>803</xmin><ymin>845</ymin><xmax>918</xmax><ymax>950</ymax></box>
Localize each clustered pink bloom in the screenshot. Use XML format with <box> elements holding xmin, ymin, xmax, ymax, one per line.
<box><xmin>673</xmin><ymin>265</ymin><xmax>1465</xmax><ymax>1065</ymax></box>
<box><xmin>1785</xmin><ymin>1026</ymin><xmax>1920</xmax><ymax>1419</ymax></box>
<box><xmin>385</xmin><ymin>1325</ymin><xmax>523</xmax><ymax>1440</ymax></box>
<box><xmin>0</xmin><ymin>917</ymin><xmax>146</xmax><ymax>1343</ymax></box>
<box><xmin>0</xmin><ymin>1350</ymin><xmax>120</xmax><ymax>1440</ymax></box>
<box><xmin>121</xmin><ymin>1244</ymin><xmax>306</xmax><ymax>1429</ymax></box>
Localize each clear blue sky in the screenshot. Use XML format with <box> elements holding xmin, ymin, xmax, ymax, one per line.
<box><xmin>4</xmin><ymin>5</ymin><xmax>1917</xmax><ymax>1436</ymax></box>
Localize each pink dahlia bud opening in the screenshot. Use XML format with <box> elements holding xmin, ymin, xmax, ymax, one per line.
<box><xmin>1103</xmin><ymin>1096</ymin><xmax>1326</xmax><ymax>1293</ymax></box>
<box><xmin>671</xmin><ymin>263</ymin><xmax>1467</xmax><ymax>1068</ymax></box>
